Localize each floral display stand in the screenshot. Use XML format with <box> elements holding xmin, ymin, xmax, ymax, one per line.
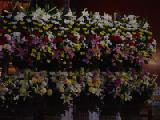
<box><xmin>0</xmin><ymin>2</ymin><xmax>158</xmax><ymax>119</ymax></box>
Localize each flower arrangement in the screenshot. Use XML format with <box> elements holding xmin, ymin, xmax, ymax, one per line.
<box><xmin>0</xmin><ymin>8</ymin><xmax>156</xmax><ymax>70</ymax></box>
<box><xmin>0</xmin><ymin>8</ymin><xmax>157</xmax><ymax>108</ymax></box>
<box><xmin>0</xmin><ymin>69</ymin><xmax>157</xmax><ymax>106</ymax></box>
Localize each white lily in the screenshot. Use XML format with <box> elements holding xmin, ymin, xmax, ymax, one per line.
<box><xmin>82</xmin><ymin>8</ymin><xmax>89</xmax><ymax>17</ymax></box>
<box><xmin>103</xmin><ymin>13</ymin><xmax>112</xmax><ymax>21</ymax></box>
<box><xmin>14</xmin><ymin>12</ymin><xmax>26</xmax><ymax>21</ymax></box>
<box><xmin>94</xmin><ymin>12</ymin><xmax>101</xmax><ymax>20</ymax></box>
<box><xmin>143</xmin><ymin>22</ymin><xmax>150</xmax><ymax>29</ymax></box>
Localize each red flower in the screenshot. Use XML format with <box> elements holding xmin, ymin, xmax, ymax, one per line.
<box><xmin>43</xmin><ymin>35</ymin><xmax>49</xmax><ymax>42</ymax></box>
<box><xmin>0</xmin><ymin>36</ymin><xmax>7</xmax><ymax>45</ymax></box>
<box><xmin>54</xmin><ymin>37</ymin><xmax>63</xmax><ymax>43</ymax></box>
<box><xmin>110</xmin><ymin>35</ymin><xmax>122</xmax><ymax>44</ymax></box>
<box><xmin>129</xmin><ymin>41</ymin><xmax>135</xmax><ymax>46</ymax></box>
<box><xmin>24</xmin><ymin>35</ymin><xmax>32</xmax><ymax>46</ymax></box>
<box><xmin>68</xmin><ymin>33</ymin><xmax>77</xmax><ymax>43</ymax></box>
<box><xmin>34</xmin><ymin>31</ymin><xmax>41</xmax><ymax>37</ymax></box>
<box><xmin>0</xmin><ymin>29</ymin><xmax>6</xmax><ymax>34</ymax></box>
<box><xmin>148</xmin><ymin>37</ymin><xmax>154</xmax><ymax>43</ymax></box>
<box><xmin>133</xmin><ymin>32</ymin><xmax>140</xmax><ymax>38</ymax></box>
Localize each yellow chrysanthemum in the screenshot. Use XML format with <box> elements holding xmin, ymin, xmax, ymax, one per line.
<box><xmin>63</xmin><ymin>61</ymin><xmax>66</xmax><ymax>64</ymax></box>
<box><xmin>37</xmin><ymin>55</ymin><xmax>40</xmax><ymax>60</ymax></box>
<box><xmin>95</xmin><ymin>80</ymin><xmax>101</xmax><ymax>88</ymax></box>
<box><xmin>33</xmin><ymin>21</ymin><xmax>38</xmax><ymax>25</ymax></box>
<box><xmin>108</xmin><ymin>28</ymin><xmax>112</xmax><ymax>33</ymax></box>
<box><xmin>74</xmin><ymin>28</ymin><xmax>80</xmax><ymax>31</ymax></box>
<box><xmin>60</xmin><ymin>51</ymin><xmax>65</xmax><ymax>58</ymax></box>
<box><xmin>82</xmin><ymin>28</ymin><xmax>87</xmax><ymax>31</ymax></box>
<box><xmin>48</xmin><ymin>24</ymin><xmax>53</xmax><ymax>28</ymax></box>
<box><xmin>86</xmin><ymin>24</ymin><xmax>90</xmax><ymax>27</ymax></box>
<box><xmin>57</xmin><ymin>32</ymin><xmax>62</xmax><ymax>36</ymax></box>
<box><xmin>43</xmin><ymin>26</ymin><xmax>49</xmax><ymax>31</ymax></box>
<box><xmin>40</xmin><ymin>88</ymin><xmax>47</xmax><ymax>94</ymax></box>
<box><xmin>121</xmin><ymin>72</ymin><xmax>129</xmax><ymax>81</ymax></box>
<box><xmin>68</xmin><ymin>24</ymin><xmax>72</xmax><ymax>29</ymax></box>
<box><xmin>76</xmin><ymin>23</ymin><xmax>80</xmax><ymax>26</ymax></box>
<box><xmin>88</xmin><ymin>81</ymin><xmax>94</xmax><ymax>87</ymax></box>
<box><xmin>59</xmin><ymin>87</ymin><xmax>64</xmax><ymax>93</ymax></box>
<box><xmin>31</xmin><ymin>53</ymin><xmax>35</xmax><ymax>57</ymax></box>
<box><xmin>47</xmin><ymin>89</ymin><xmax>53</xmax><ymax>96</ymax></box>
<box><xmin>3</xmin><ymin>20</ymin><xmax>7</xmax><ymax>23</ymax></box>
<box><xmin>91</xmin><ymin>27</ymin><xmax>96</xmax><ymax>31</ymax></box>
<box><xmin>84</xmin><ymin>31</ymin><xmax>89</xmax><ymax>35</ymax></box>
<box><xmin>89</xmin><ymin>87</ymin><xmax>96</xmax><ymax>94</ymax></box>
<box><xmin>32</xmin><ymin>49</ymin><xmax>36</xmax><ymax>53</ymax></box>
<box><xmin>71</xmin><ymin>31</ymin><xmax>76</xmax><ymax>34</ymax></box>
<box><xmin>143</xmin><ymin>51</ymin><xmax>149</xmax><ymax>57</ymax></box>
<box><xmin>80</xmin><ymin>52</ymin><xmax>85</xmax><ymax>55</ymax></box>
<box><xmin>38</xmin><ymin>24</ymin><xmax>43</xmax><ymax>27</ymax></box>
<box><xmin>147</xmin><ymin>32</ymin><xmax>153</xmax><ymax>36</ymax></box>
<box><xmin>20</xmin><ymin>21</ymin><xmax>25</xmax><ymax>25</ymax></box>
<box><xmin>38</xmin><ymin>29</ymin><xmax>43</xmax><ymax>33</ymax></box>
<box><xmin>8</xmin><ymin>29</ymin><xmax>12</xmax><ymax>33</ymax></box>
<box><xmin>100</xmin><ymin>31</ymin><xmax>105</xmax><ymax>36</ymax></box>
<box><xmin>53</xmin><ymin>27</ymin><xmax>58</xmax><ymax>30</ymax></box>
<box><xmin>47</xmin><ymin>59</ymin><xmax>51</xmax><ymax>63</ymax></box>
<box><xmin>66</xmin><ymin>79</ymin><xmax>72</xmax><ymax>85</ymax></box>
<box><xmin>19</xmin><ymin>87</ymin><xmax>27</xmax><ymax>96</ymax></box>
<box><xmin>139</xmin><ymin>29</ymin><xmax>144</xmax><ymax>33</ymax></box>
<box><xmin>75</xmin><ymin>44</ymin><xmax>81</xmax><ymax>51</ymax></box>
<box><xmin>22</xmin><ymin>26</ymin><xmax>27</xmax><ymax>29</ymax></box>
<box><xmin>47</xmin><ymin>47</ymin><xmax>52</xmax><ymax>53</ymax></box>
<box><xmin>119</xmin><ymin>26</ymin><xmax>125</xmax><ymax>30</ymax></box>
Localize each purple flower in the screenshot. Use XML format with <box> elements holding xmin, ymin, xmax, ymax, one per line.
<box><xmin>88</xmin><ymin>49</ymin><xmax>93</xmax><ymax>56</ymax></box>
<box><xmin>82</xmin><ymin>58</ymin><xmax>89</xmax><ymax>64</ymax></box>
<box><xmin>52</xmin><ymin>50</ymin><xmax>60</xmax><ymax>59</ymax></box>
<box><xmin>115</xmin><ymin>79</ymin><xmax>122</xmax><ymax>87</ymax></box>
<box><xmin>16</xmin><ymin>48</ymin><xmax>27</xmax><ymax>59</ymax></box>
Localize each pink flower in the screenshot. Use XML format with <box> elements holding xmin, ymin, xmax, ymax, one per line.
<box><xmin>4</xmin><ymin>34</ymin><xmax>11</xmax><ymax>41</ymax></box>
<box><xmin>115</xmin><ymin>47</ymin><xmax>121</xmax><ymax>53</ymax></box>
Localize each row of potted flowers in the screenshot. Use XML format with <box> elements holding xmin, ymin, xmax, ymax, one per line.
<box><xmin>0</xmin><ymin>68</ymin><xmax>157</xmax><ymax>106</ymax></box>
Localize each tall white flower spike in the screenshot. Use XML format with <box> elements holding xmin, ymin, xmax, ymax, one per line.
<box><xmin>103</xmin><ymin>13</ymin><xmax>112</xmax><ymax>21</ymax></box>
<box><xmin>143</xmin><ymin>22</ymin><xmax>150</xmax><ymax>29</ymax></box>
<box><xmin>65</xmin><ymin>9</ymin><xmax>73</xmax><ymax>17</ymax></box>
<box><xmin>82</xmin><ymin>8</ymin><xmax>89</xmax><ymax>17</ymax></box>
